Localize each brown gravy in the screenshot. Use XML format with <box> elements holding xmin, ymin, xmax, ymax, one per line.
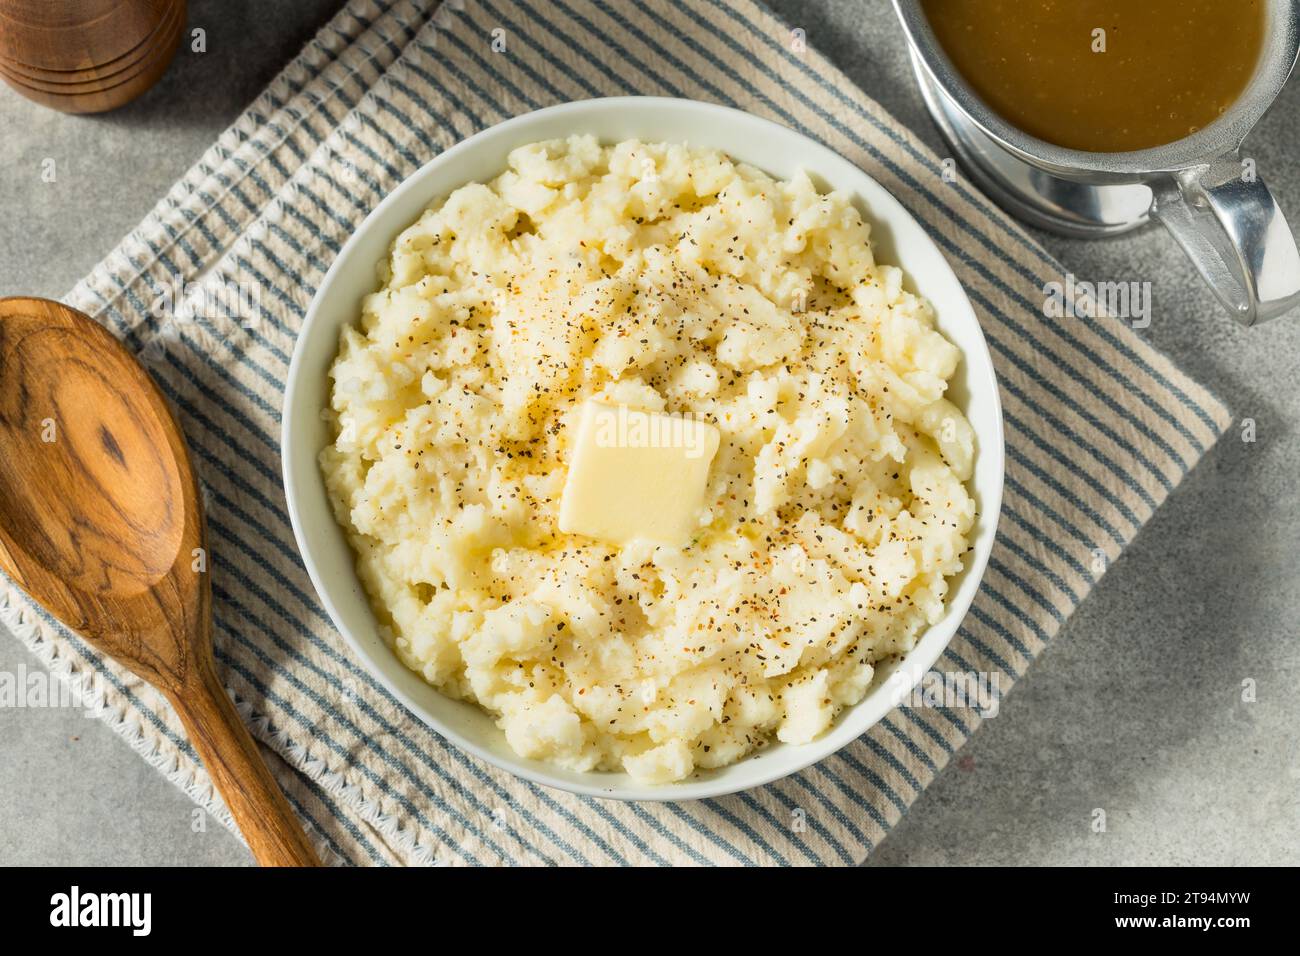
<box><xmin>920</xmin><ymin>0</ymin><xmax>1266</xmax><ymax>152</ymax></box>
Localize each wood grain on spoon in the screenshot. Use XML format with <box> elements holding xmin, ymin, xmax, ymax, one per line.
<box><xmin>0</xmin><ymin>297</ymin><xmax>320</xmax><ymax>867</ymax></box>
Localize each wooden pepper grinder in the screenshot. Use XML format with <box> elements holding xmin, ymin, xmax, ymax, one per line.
<box><xmin>0</xmin><ymin>0</ymin><xmax>186</xmax><ymax>113</ymax></box>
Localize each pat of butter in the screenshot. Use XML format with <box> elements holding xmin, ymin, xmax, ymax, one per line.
<box><xmin>558</xmin><ymin>401</ymin><xmax>720</xmax><ymax>547</ymax></box>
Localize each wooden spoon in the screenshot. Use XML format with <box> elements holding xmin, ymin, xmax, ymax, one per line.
<box><xmin>0</xmin><ymin>297</ymin><xmax>320</xmax><ymax>867</ymax></box>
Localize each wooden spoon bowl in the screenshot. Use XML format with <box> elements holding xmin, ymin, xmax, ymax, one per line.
<box><xmin>0</xmin><ymin>297</ymin><xmax>319</xmax><ymax>866</ymax></box>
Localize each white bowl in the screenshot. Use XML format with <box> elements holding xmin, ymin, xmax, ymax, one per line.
<box><xmin>283</xmin><ymin>97</ymin><xmax>1004</xmax><ymax>801</ymax></box>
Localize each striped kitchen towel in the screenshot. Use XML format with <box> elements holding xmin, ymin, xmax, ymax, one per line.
<box><xmin>0</xmin><ymin>0</ymin><xmax>1232</xmax><ymax>866</ymax></box>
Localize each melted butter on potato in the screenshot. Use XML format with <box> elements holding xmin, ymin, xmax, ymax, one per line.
<box><xmin>558</xmin><ymin>401</ymin><xmax>720</xmax><ymax>548</ymax></box>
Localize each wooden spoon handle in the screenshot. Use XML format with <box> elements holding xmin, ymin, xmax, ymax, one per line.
<box><xmin>169</xmin><ymin>658</ymin><xmax>321</xmax><ymax>867</ymax></box>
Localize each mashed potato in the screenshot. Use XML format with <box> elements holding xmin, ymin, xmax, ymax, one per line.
<box><xmin>321</xmin><ymin>136</ymin><xmax>976</xmax><ymax>783</ymax></box>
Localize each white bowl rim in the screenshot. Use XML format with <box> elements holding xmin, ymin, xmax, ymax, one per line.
<box><xmin>283</xmin><ymin>95</ymin><xmax>1005</xmax><ymax>802</ymax></box>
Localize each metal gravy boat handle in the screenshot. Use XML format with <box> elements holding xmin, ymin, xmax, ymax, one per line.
<box><xmin>1150</xmin><ymin>154</ymin><xmax>1300</xmax><ymax>325</ymax></box>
